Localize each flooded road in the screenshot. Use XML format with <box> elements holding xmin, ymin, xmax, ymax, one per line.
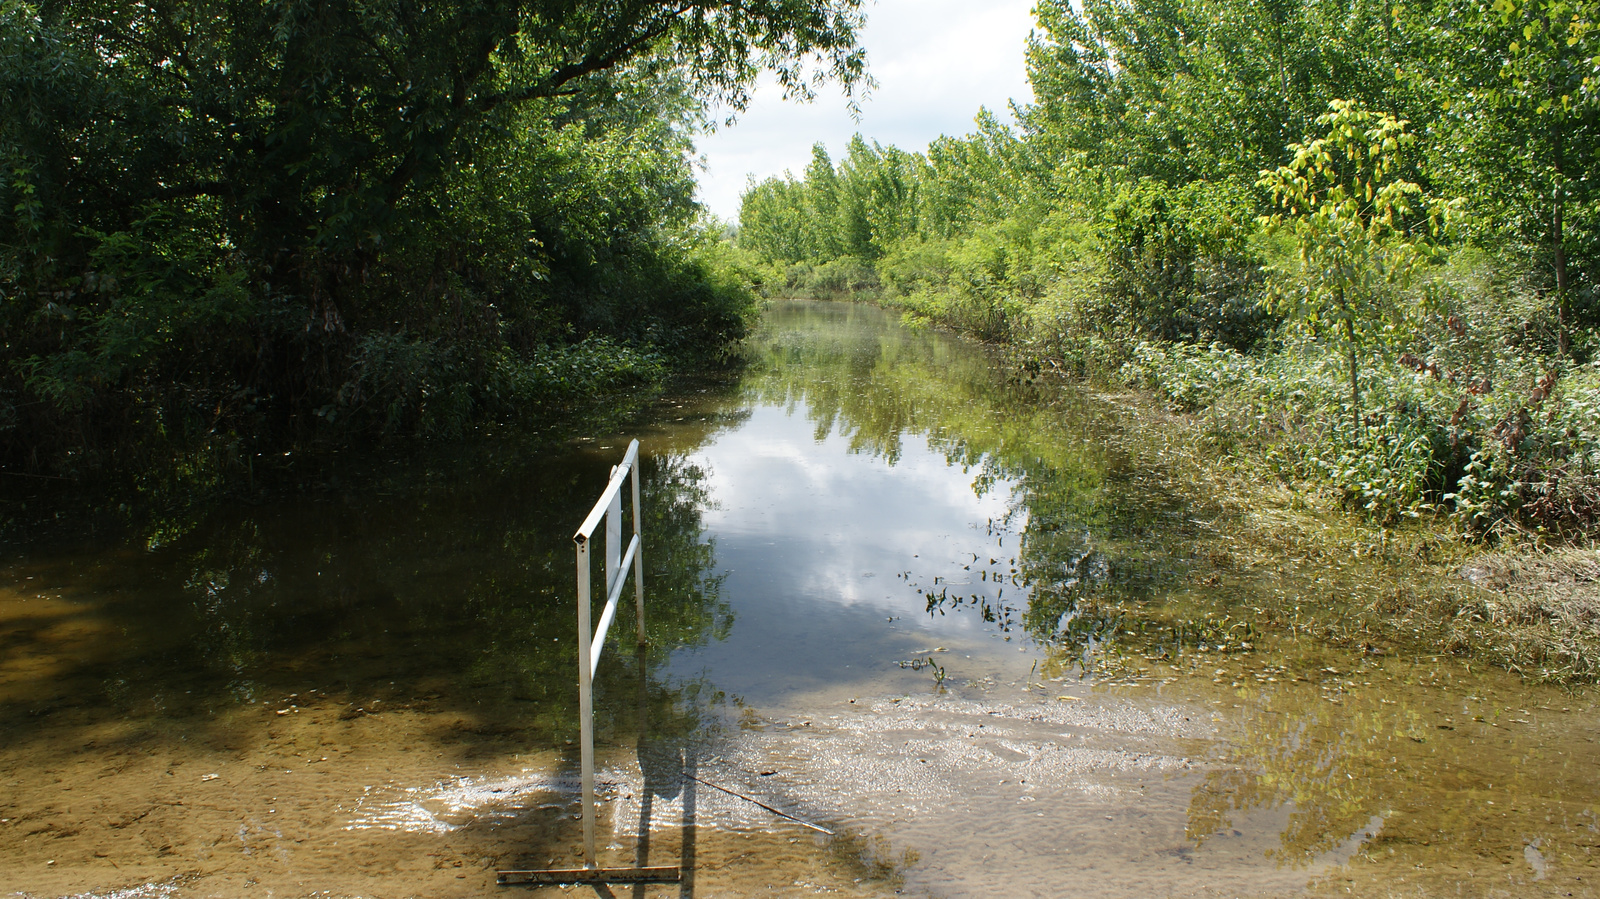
<box><xmin>3</xmin><ymin>300</ymin><xmax>1597</xmax><ymax>898</ymax></box>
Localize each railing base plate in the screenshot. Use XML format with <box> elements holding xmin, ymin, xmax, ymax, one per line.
<box><xmin>498</xmin><ymin>866</ymin><xmax>682</xmax><ymax>886</ymax></box>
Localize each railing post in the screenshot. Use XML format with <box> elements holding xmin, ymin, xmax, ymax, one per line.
<box><xmin>632</xmin><ymin>456</ymin><xmax>646</xmax><ymax>645</ymax></box>
<box><xmin>499</xmin><ymin>435</ymin><xmax>675</xmax><ymax>889</ymax></box>
<box><xmin>576</xmin><ymin>534</ymin><xmax>597</xmax><ymax>867</ymax></box>
<box><xmin>496</xmin><ymin>438</ymin><xmax>672</xmax><ymax>883</ymax></box>
<box><xmin>567</xmin><ymin>440</ymin><xmax>645</xmax><ymax>874</ymax></box>
<box><xmin>501</xmin><ymin>439</ymin><xmax>677</xmax><ymax>888</ymax></box>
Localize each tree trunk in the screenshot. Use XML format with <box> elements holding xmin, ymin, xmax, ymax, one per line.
<box><xmin>1554</xmin><ymin>187</ymin><xmax>1572</xmax><ymax>358</ymax></box>
<box><xmin>1340</xmin><ymin>287</ymin><xmax>1360</xmax><ymax>435</ymax></box>
<box><xmin>1349</xmin><ymin>342</ymin><xmax>1360</xmax><ymax>436</ymax></box>
<box><xmin>1551</xmin><ymin>94</ymin><xmax>1572</xmax><ymax>359</ymax></box>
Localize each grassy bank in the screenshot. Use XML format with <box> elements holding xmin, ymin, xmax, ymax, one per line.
<box><xmin>1086</xmin><ymin>377</ymin><xmax>1600</xmax><ymax>684</ymax></box>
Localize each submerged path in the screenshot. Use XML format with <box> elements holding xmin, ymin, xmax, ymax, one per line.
<box><xmin>1</xmin><ymin>300</ymin><xmax>1595</xmax><ymax>897</ymax></box>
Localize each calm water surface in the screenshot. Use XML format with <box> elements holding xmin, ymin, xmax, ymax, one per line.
<box><xmin>2</xmin><ymin>300</ymin><xmax>1595</xmax><ymax>898</ymax></box>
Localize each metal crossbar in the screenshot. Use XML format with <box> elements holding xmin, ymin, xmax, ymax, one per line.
<box><xmin>572</xmin><ymin>439</ymin><xmax>648</xmax><ymax>869</ymax></box>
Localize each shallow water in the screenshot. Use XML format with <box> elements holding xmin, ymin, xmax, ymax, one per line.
<box><xmin>2</xmin><ymin>300</ymin><xmax>1596</xmax><ymax>898</ymax></box>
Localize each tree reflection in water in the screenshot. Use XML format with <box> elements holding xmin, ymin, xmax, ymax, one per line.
<box><xmin>737</xmin><ymin>300</ymin><xmax>1186</xmax><ymax>664</ymax></box>
<box><xmin>0</xmin><ymin>446</ymin><xmax>733</xmax><ymax>755</ymax></box>
<box><xmin>726</xmin><ymin>301</ymin><xmax>1595</xmax><ymax>879</ymax></box>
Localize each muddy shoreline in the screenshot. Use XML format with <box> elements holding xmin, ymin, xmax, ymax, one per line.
<box><xmin>1077</xmin><ymin>383</ymin><xmax>1600</xmax><ymax>685</ymax></box>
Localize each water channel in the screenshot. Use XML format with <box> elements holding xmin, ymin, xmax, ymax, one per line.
<box><xmin>2</xmin><ymin>300</ymin><xmax>1596</xmax><ymax>898</ymax></box>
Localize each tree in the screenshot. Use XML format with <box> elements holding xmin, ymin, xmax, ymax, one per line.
<box><xmin>802</xmin><ymin>143</ymin><xmax>845</xmax><ymax>259</ymax></box>
<box><xmin>1428</xmin><ymin>0</ymin><xmax>1600</xmax><ymax>358</ymax></box>
<box><xmin>3</xmin><ymin>0</ymin><xmax>867</xmax><ymax>281</ymax></box>
<box><xmin>1022</xmin><ymin>0</ymin><xmax>1416</xmax><ymax>193</ymax></box>
<box><xmin>738</xmin><ymin>174</ymin><xmax>812</xmax><ymax>264</ymax></box>
<box><xmin>1258</xmin><ymin>100</ymin><xmax>1454</xmax><ymax>433</ymax></box>
<box><xmin>0</xmin><ymin>0</ymin><xmax>869</xmax><ymax>470</ymax></box>
<box><xmin>919</xmin><ymin>110</ymin><xmax>1029</xmax><ymax>239</ymax></box>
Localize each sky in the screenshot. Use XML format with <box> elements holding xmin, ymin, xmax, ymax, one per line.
<box><xmin>692</xmin><ymin>0</ymin><xmax>1039</xmax><ymax>222</ymax></box>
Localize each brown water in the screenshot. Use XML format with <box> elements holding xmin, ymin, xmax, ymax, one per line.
<box><xmin>2</xmin><ymin>300</ymin><xmax>1596</xmax><ymax>898</ymax></box>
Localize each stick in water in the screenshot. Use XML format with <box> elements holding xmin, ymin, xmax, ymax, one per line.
<box><xmin>681</xmin><ymin>772</ymin><xmax>835</xmax><ymax>835</ymax></box>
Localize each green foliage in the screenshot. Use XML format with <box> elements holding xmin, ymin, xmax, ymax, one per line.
<box><xmin>1312</xmin><ymin>416</ymin><xmax>1443</xmax><ymax>520</ymax></box>
<box><xmin>1</xmin><ymin>0</ymin><xmax>861</xmax><ymax>475</ymax></box>
<box><xmin>1102</xmin><ymin>177</ymin><xmax>1273</xmax><ymax>349</ymax></box>
<box><xmin>1023</xmin><ymin>0</ymin><xmax>1418</xmax><ymax>189</ymax></box>
<box><xmin>738</xmin><ymin>137</ymin><xmax>932</xmax><ymax>267</ymax></box>
<box><xmin>1258</xmin><ymin>100</ymin><xmax>1456</xmax><ymax>430</ymax></box>
<box><xmin>778</xmin><ymin>256</ymin><xmax>881</xmax><ymax>299</ymax></box>
<box><xmin>877</xmin><ymin>223</ymin><xmax>1039</xmax><ymax>342</ymax></box>
<box><xmin>1120</xmin><ymin>275</ymin><xmax>1600</xmax><ymax>534</ymax></box>
<box><xmin>1445</xmin><ymin>361</ymin><xmax>1600</xmax><ymax>535</ymax></box>
<box><xmin>1425</xmin><ymin>0</ymin><xmax>1600</xmax><ymax>356</ymax></box>
<box><xmin>730</xmin><ymin>0</ymin><xmax>1600</xmax><ymax>537</ymax></box>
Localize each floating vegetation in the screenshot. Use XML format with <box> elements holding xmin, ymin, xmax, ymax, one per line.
<box><xmin>895</xmin><ymin>656</ymin><xmax>948</xmax><ymax>687</ymax></box>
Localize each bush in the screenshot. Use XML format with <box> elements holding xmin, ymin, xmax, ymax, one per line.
<box><xmin>1101</xmin><ymin>178</ymin><xmax>1276</xmax><ymax>351</ymax></box>
<box><xmin>773</xmin><ymin>256</ymin><xmax>881</xmax><ymax>299</ymax></box>
<box><xmin>1118</xmin><ymin>291</ymin><xmax>1600</xmax><ymax>534</ymax></box>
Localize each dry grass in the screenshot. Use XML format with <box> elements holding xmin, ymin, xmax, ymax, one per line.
<box><xmin>1460</xmin><ymin>547</ymin><xmax>1600</xmax><ymax>613</ymax></box>
<box><xmin>1447</xmin><ymin>548</ymin><xmax>1600</xmax><ymax>682</ymax></box>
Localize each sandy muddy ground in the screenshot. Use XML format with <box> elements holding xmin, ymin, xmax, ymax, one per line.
<box><xmin>0</xmin><ymin>685</ymin><xmax>891</xmax><ymax>899</ymax></box>
<box><xmin>7</xmin><ymin>673</ymin><xmax>1596</xmax><ymax>899</ymax></box>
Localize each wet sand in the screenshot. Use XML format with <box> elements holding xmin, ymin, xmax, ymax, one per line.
<box><xmin>7</xmin><ymin>664</ymin><xmax>1594</xmax><ymax>898</ymax></box>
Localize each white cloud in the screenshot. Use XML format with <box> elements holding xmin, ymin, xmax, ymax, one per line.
<box><xmin>693</xmin><ymin>0</ymin><xmax>1038</xmax><ymax>221</ymax></box>
<box><xmin>691</xmin><ymin>402</ymin><xmax>1016</xmax><ymax>622</ymax></box>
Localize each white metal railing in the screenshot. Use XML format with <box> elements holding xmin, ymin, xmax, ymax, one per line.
<box><xmin>496</xmin><ymin>438</ymin><xmax>678</xmax><ymax>887</ymax></box>
<box><xmin>573</xmin><ymin>438</ymin><xmax>646</xmax><ymax>868</ymax></box>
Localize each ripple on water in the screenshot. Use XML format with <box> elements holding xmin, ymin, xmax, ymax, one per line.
<box><xmin>601</xmin><ymin>690</ymin><xmax>1379</xmax><ymax>897</ymax></box>
<box><xmin>343</xmin><ymin>772</ymin><xmax>579</xmax><ymax>834</ymax></box>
